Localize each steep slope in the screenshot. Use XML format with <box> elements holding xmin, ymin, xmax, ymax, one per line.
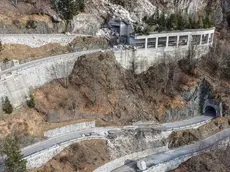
<box><xmin>0</xmin><ymin>0</ymin><xmax>223</xmax><ymax>34</ymax></box>
<box><xmin>33</xmin><ymin>51</ymin><xmax>201</xmax><ymax>124</ymax></box>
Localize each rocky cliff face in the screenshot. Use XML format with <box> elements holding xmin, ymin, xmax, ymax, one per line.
<box><xmin>86</xmin><ymin>0</ymin><xmax>221</xmax><ymax>22</ymax></box>
<box><xmin>0</xmin><ymin>0</ymin><xmax>223</xmax><ymax>34</ymax></box>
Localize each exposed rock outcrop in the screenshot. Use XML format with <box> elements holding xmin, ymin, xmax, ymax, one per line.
<box><xmin>0</xmin><ymin>0</ymin><xmax>224</xmax><ymax>34</ymax></box>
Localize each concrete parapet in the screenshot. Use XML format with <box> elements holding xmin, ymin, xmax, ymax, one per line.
<box><xmin>147</xmin><ymin>136</ymin><xmax>230</xmax><ymax>172</ymax></box>
<box><xmin>44</xmin><ymin>121</ymin><xmax>96</xmax><ymax>138</ymax></box>
<box><xmin>25</xmin><ymin>136</ymin><xmax>106</xmax><ymax>169</ymax></box>
<box><xmin>94</xmin><ymin>146</ymin><xmax>168</xmax><ymax>172</ymax></box>
<box><xmin>0</xmin><ymin>49</ymin><xmax>100</xmax><ymax>107</ymax></box>
<box><xmin>0</xmin><ymin>34</ymin><xmax>87</xmax><ymax>48</ymax></box>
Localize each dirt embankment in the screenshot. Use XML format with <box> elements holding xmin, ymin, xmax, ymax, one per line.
<box><xmin>168</xmin><ymin>117</ymin><xmax>230</xmax><ymax>148</ymax></box>
<box><xmin>0</xmin><ymin>0</ymin><xmax>65</xmax><ymax>34</ymax></box>
<box><xmin>30</xmin><ymin>139</ymin><xmax>110</xmax><ymax>172</ymax></box>
<box><xmin>171</xmin><ymin>146</ymin><xmax>230</xmax><ymax>172</ymax></box>
<box><xmin>0</xmin><ymin>36</ymin><xmax>108</xmax><ymax>62</ymax></box>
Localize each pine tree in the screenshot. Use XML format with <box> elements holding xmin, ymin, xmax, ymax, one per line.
<box><xmin>52</xmin><ymin>0</ymin><xmax>85</xmax><ymax>21</ymax></box>
<box><xmin>198</xmin><ymin>16</ymin><xmax>204</xmax><ymax>28</ymax></box>
<box><xmin>203</xmin><ymin>14</ymin><xmax>213</xmax><ymax>28</ymax></box>
<box><xmin>2</xmin><ymin>96</ymin><xmax>13</xmax><ymax>114</ymax></box>
<box><xmin>183</xmin><ymin>13</ymin><xmax>189</xmax><ymax>29</ymax></box>
<box><xmin>177</xmin><ymin>13</ymin><xmax>184</xmax><ymax>30</ymax></box>
<box><xmin>3</xmin><ymin>136</ymin><xmax>27</xmax><ymax>172</ymax></box>
<box><xmin>158</xmin><ymin>11</ymin><xmax>166</xmax><ymax>31</ymax></box>
<box><xmin>26</xmin><ymin>94</ymin><xmax>35</xmax><ymax>108</ymax></box>
<box><xmin>170</xmin><ymin>13</ymin><xmax>178</xmax><ymax>30</ymax></box>
<box><xmin>155</xmin><ymin>7</ymin><xmax>160</xmax><ymax>24</ymax></box>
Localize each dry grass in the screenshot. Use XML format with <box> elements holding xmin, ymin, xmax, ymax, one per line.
<box><xmin>0</xmin><ymin>36</ymin><xmax>107</xmax><ymax>62</ymax></box>
<box><xmin>29</xmin><ymin>139</ymin><xmax>110</xmax><ymax>172</ymax></box>
<box><xmin>0</xmin><ymin>43</ymin><xmax>69</xmax><ymax>62</ymax></box>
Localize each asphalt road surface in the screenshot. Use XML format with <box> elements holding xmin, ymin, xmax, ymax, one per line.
<box><xmin>113</xmin><ymin>128</ymin><xmax>230</xmax><ymax>172</ymax></box>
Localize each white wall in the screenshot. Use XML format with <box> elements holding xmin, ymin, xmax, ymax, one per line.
<box><xmin>114</xmin><ymin>45</ymin><xmax>210</xmax><ymax>73</ymax></box>
<box><xmin>0</xmin><ymin>34</ymin><xmax>89</xmax><ymax>48</ymax></box>
<box><xmin>0</xmin><ymin>49</ymin><xmax>100</xmax><ymax>107</ymax></box>
<box><xmin>148</xmin><ymin>137</ymin><xmax>230</xmax><ymax>172</ymax></box>
<box><xmin>25</xmin><ymin>136</ymin><xmax>106</xmax><ymax>169</ymax></box>
<box><xmin>94</xmin><ymin>146</ymin><xmax>168</xmax><ymax>172</ymax></box>
<box><xmin>44</xmin><ymin>121</ymin><xmax>96</xmax><ymax>138</ymax></box>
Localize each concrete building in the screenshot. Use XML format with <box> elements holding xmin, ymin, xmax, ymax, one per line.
<box><xmin>108</xmin><ymin>19</ymin><xmax>132</xmax><ymax>37</ymax></box>
<box><xmin>129</xmin><ymin>28</ymin><xmax>214</xmax><ymax>50</ymax></box>
<box><xmin>107</xmin><ymin>19</ymin><xmax>133</xmax><ymax>44</ymax></box>
<box><xmin>114</xmin><ymin>28</ymin><xmax>215</xmax><ymax>73</ymax></box>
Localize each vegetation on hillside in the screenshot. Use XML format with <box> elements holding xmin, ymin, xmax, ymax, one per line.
<box><xmin>51</xmin><ymin>0</ymin><xmax>85</xmax><ymax>21</ymax></box>
<box><xmin>0</xmin><ymin>136</ymin><xmax>27</xmax><ymax>172</ymax></box>
<box><xmin>137</xmin><ymin>9</ymin><xmax>213</xmax><ymax>35</ymax></box>
<box><xmin>2</xmin><ymin>96</ymin><xmax>13</xmax><ymax>114</ymax></box>
<box><xmin>27</xmin><ymin>93</ymin><xmax>36</xmax><ymax>108</ymax></box>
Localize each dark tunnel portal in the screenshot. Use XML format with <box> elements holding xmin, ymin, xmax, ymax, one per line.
<box><xmin>204</xmin><ymin>106</ymin><xmax>217</xmax><ymax>117</ymax></box>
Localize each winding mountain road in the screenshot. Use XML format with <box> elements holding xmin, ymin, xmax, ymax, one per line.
<box><xmin>112</xmin><ymin>128</ymin><xmax>230</xmax><ymax>172</ymax></box>
<box><xmin>0</xmin><ymin>49</ymin><xmax>102</xmax><ymax>77</ymax></box>
<box><xmin>0</xmin><ymin>48</ymin><xmax>217</xmax><ymax>171</ymax></box>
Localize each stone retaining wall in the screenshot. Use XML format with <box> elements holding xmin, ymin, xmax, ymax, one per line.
<box><xmin>0</xmin><ymin>34</ymin><xmax>85</xmax><ymax>48</ymax></box>
<box><xmin>147</xmin><ymin>137</ymin><xmax>230</xmax><ymax>172</ymax></box>
<box><xmin>93</xmin><ymin>146</ymin><xmax>168</xmax><ymax>172</ymax></box>
<box><xmin>114</xmin><ymin>45</ymin><xmax>210</xmax><ymax>74</ymax></box>
<box><xmin>0</xmin><ymin>49</ymin><xmax>100</xmax><ymax>107</ymax></box>
<box><xmin>44</xmin><ymin>121</ymin><xmax>96</xmax><ymax>138</ymax></box>
<box><xmin>25</xmin><ymin>136</ymin><xmax>106</xmax><ymax>169</ymax></box>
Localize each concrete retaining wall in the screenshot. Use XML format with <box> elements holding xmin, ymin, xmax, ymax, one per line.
<box><xmin>165</xmin><ymin>119</ymin><xmax>212</xmax><ymax>131</ymax></box>
<box><xmin>25</xmin><ymin>136</ymin><xmax>106</xmax><ymax>169</ymax></box>
<box><xmin>44</xmin><ymin>121</ymin><xmax>96</xmax><ymax>138</ymax></box>
<box><xmin>0</xmin><ymin>34</ymin><xmax>85</xmax><ymax>48</ymax></box>
<box><xmin>0</xmin><ymin>49</ymin><xmax>100</xmax><ymax>107</ymax></box>
<box><xmin>114</xmin><ymin>45</ymin><xmax>210</xmax><ymax>74</ymax></box>
<box><xmin>94</xmin><ymin>146</ymin><xmax>168</xmax><ymax>172</ymax></box>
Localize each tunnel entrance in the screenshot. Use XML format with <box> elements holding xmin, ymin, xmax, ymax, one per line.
<box><xmin>204</xmin><ymin>106</ymin><xmax>217</xmax><ymax>117</ymax></box>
